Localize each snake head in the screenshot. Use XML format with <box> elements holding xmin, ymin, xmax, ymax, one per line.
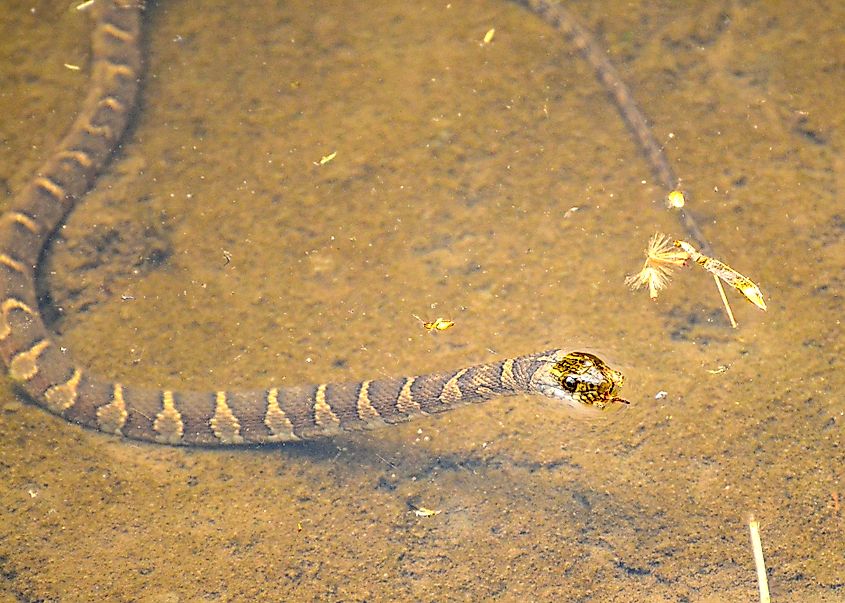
<box><xmin>531</xmin><ymin>350</ymin><xmax>627</xmax><ymax>413</ymax></box>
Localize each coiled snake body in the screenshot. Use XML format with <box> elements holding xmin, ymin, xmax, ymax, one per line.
<box><xmin>0</xmin><ymin>1</ymin><xmax>626</xmax><ymax>446</ymax></box>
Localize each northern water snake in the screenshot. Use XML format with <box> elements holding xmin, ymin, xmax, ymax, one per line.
<box><xmin>0</xmin><ymin>1</ymin><xmax>628</xmax><ymax>446</ymax></box>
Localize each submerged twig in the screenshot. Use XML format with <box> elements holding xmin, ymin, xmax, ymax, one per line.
<box><xmin>748</xmin><ymin>516</ymin><xmax>771</xmax><ymax>603</ymax></box>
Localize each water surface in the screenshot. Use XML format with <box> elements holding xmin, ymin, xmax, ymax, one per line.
<box><xmin>1</xmin><ymin>1</ymin><xmax>842</xmax><ymax>600</ymax></box>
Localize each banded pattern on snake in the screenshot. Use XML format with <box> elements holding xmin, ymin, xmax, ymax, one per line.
<box><xmin>0</xmin><ymin>1</ymin><xmax>629</xmax><ymax>446</ymax></box>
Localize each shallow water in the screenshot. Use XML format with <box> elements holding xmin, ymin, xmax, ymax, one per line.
<box><xmin>1</xmin><ymin>1</ymin><xmax>843</xmax><ymax>601</ymax></box>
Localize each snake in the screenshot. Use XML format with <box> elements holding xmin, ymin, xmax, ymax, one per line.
<box><xmin>0</xmin><ymin>1</ymin><xmax>629</xmax><ymax>446</ymax></box>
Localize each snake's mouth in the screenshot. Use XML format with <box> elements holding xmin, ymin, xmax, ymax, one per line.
<box><xmin>599</xmin><ymin>375</ymin><xmax>629</xmax><ymax>412</ymax></box>
<box><xmin>598</xmin><ymin>393</ymin><xmax>630</xmax><ymax>413</ymax></box>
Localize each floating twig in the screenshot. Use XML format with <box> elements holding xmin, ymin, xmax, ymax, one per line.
<box><xmin>412</xmin><ymin>315</ymin><xmax>455</xmax><ymax>333</ymax></box>
<box><xmin>314</xmin><ymin>151</ymin><xmax>337</xmax><ymax>166</ymax></box>
<box><xmin>408</xmin><ymin>502</ymin><xmax>442</xmax><ymax>518</ymax></box>
<box><xmin>626</xmin><ymin>233</ymin><xmax>767</xmax><ymax>327</ymax></box>
<box><xmin>673</xmin><ymin>240</ymin><xmax>767</xmax><ymax>311</ymax></box>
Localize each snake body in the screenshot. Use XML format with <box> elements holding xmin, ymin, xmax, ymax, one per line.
<box><xmin>0</xmin><ymin>1</ymin><xmax>627</xmax><ymax>446</ymax></box>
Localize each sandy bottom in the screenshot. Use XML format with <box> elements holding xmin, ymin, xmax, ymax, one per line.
<box><xmin>1</xmin><ymin>1</ymin><xmax>843</xmax><ymax>601</ymax></box>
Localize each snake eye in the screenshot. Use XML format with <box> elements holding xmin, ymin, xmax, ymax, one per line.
<box><xmin>563</xmin><ymin>375</ymin><xmax>578</xmax><ymax>391</ymax></box>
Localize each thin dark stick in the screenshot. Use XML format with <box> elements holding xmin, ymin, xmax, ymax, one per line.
<box><xmin>516</xmin><ymin>0</ymin><xmax>712</xmax><ymax>253</ymax></box>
